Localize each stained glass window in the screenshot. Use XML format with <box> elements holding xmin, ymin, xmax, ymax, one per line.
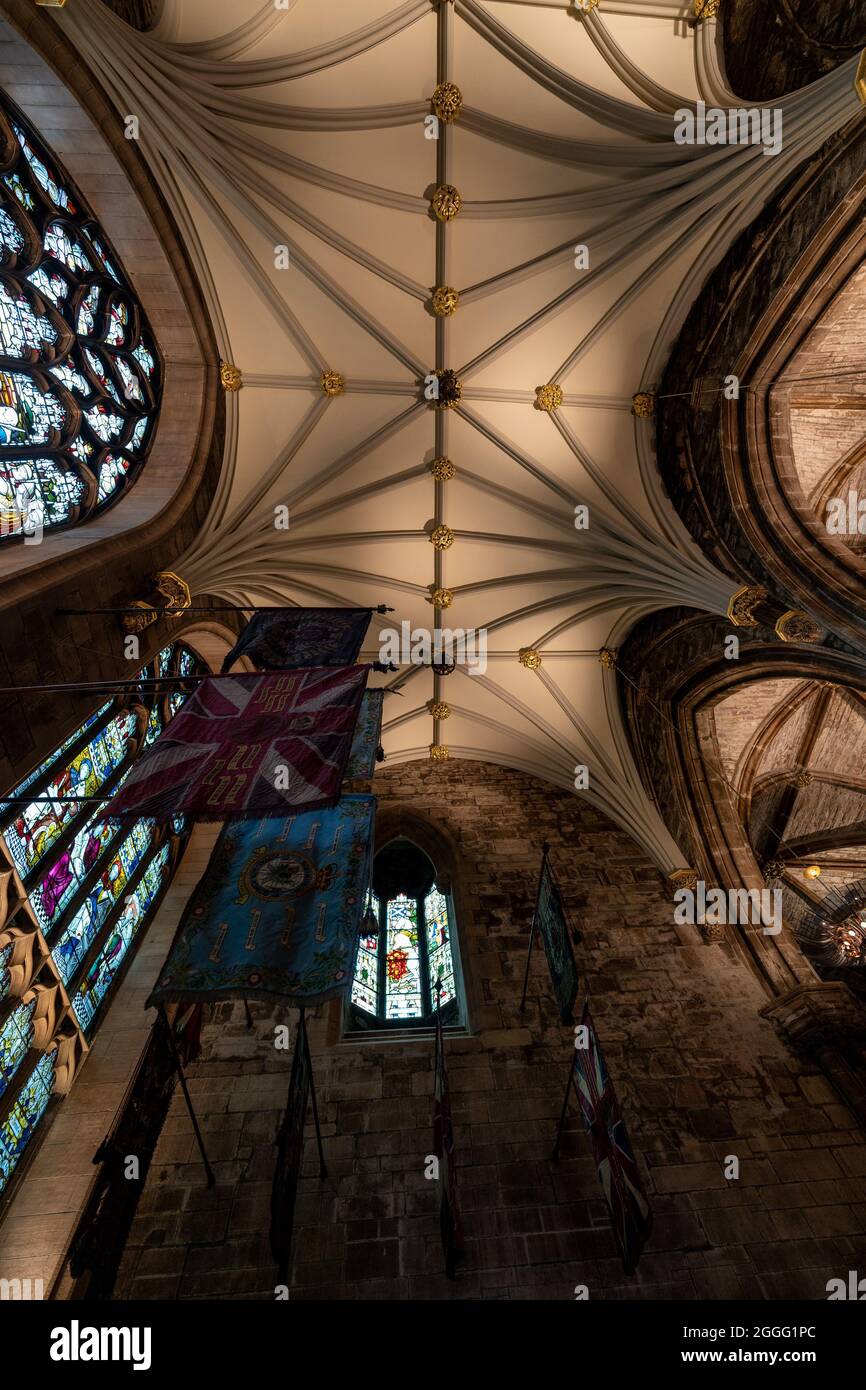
<box><xmin>0</xmin><ymin>1051</ymin><xmax>55</xmax><ymax>1193</ymax></box>
<box><xmin>0</xmin><ymin>93</ymin><xmax>161</xmax><ymax>542</ymax></box>
<box><xmin>0</xmin><ymin>640</ymin><xmax>207</xmax><ymax>1195</ymax></box>
<box><xmin>0</xmin><ymin>997</ymin><xmax>35</xmax><ymax>1098</ymax></box>
<box><xmin>351</xmin><ymin>843</ymin><xmax>461</xmax><ymax>1028</ymax></box>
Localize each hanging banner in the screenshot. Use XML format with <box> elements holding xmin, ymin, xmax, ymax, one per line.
<box><xmin>344</xmin><ymin>690</ymin><xmax>384</xmax><ymax>779</ymax></box>
<box><xmin>572</xmin><ymin>1002</ymin><xmax>652</xmax><ymax>1273</ymax></box>
<box><xmin>534</xmin><ymin>849</ymin><xmax>579</xmax><ymax>1024</ymax></box>
<box><xmin>104</xmin><ymin>668</ymin><xmax>368</xmax><ymax>822</ymax></box>
<box><xmin>270</xmin><ymin>1015</ymin><xmax>312</xmax><ymax>1282</ymax></box>
<box><xmin>221</xmin><ymin>607</ymin><xmax>374</xmax><ymax>673</ymax></box>
<box><xmin>147</xmin><ymin>795</ymin><xmax>375</xmax><ymax>1006</ymax></box>
<box><xmin>433</xmin><ymin>1002</ymin><xmax>465</xmax><ymax>1280</ymax></box>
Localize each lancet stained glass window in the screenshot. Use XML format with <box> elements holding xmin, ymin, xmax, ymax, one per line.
<box><xmin>0</xmin><ymin>91</ymin><xmax>161</xmax><ymax>542</ymax></box>
<box><xmin>0</xmin><ymin>640</ymin><xmax>205</xmax><ymax>1195</ymax></box>
<box><xmin>350</xmin><ymin>839</ymin><xmax>461</xmax><ymax>1028</ymax></box>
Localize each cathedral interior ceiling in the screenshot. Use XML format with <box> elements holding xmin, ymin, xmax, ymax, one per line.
<box><xmin>50</xmin><ymin>0</ymin><xmax>864</xmax><ymax>874</ymax></box>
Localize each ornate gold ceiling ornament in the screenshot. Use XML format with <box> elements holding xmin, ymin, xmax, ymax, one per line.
<box><xmin>598</xmin><ymin>647</ymin><xmax>618</xmax><ymax>669</ymax></box>
<box><xmin>220</xmin><ymin>361</ymin><xmax>243</xmax><ymax>392</ymax></box>
<box><xmin>693</xmin><ymin>0</ymin><xmax>720</xmax><ymax>17</ymax></box>
<box><xmin>792</xmin><ymin>769</ymin><xmax>813</xmax><ymax>789</ymax></box>
<box><xmin>431</xmin><ymin>184</ymin><xmax>461</xmax><ymax>222</ymax></box>
<box><xmin>431</xmin><ymin>369</ymin><xmax>462</xmax><ymax>408</ymax></box>
<box><xmin>122</xmin><ymin>571</ymin><xmax>191</xmax><ymax>634</ymax></box>
<box><xmin>431</xmin><ymin>286</ymin><xmax>459</xmax><ymax>317</ymax></box>
<box><xmin>431</xmin><ymin>524</ymin><xmax>454</xmax><ymax>550</ymax></box>
<box><xmin>321</xmin><ymin>370</ymin><xmax>345</xmax><ymax>397</ymax></box>
<box><xmin>534</xmin><ymin>383</ymin><xmax>564</xmax><ymax>413</ymax></box>
<box><xmin>432</xmin><ymin>82</ymin><xmax>463</xmax><ymax>123</ymax></box>
<box><xmin>428</xmin><ymin>587</ymin><xmax>454</xmax><ymax>609</ymax></box>
<box><xmin>775</xmin><ymin>610</ymin><xmax>823</xmax><ymax>644</ymax></box>
<box><xmin>762</xmin><ymin>860</ymin><xmax>785</xmax><ymax>882</ymax></box>
<box><xmin>429</xmin><ymin>744</ymin><xmax>450</xmax><ymax>761</ymax></box>
<box><xmin>631</xmin><ymin>391</ymin><xmax>656</xmax><ymax>418</ymax></box>
<box><xmin>726</xmin><ymin>583</ymin><xmax>767</xmax><ymax>627</ymax></box>
<box><xmin>668</xmin><ymin>868</ymin><xmax>699</xmax><ymax>893</ymax></box>
<box><xmin>428</xmin><ymin>700</ymin><xmax>451</xmax><ymax>719</ymax></box>
<box><xmin>430</xmin><ymin>456</ymin><xmax>455</xmax><ymax>481</ymax></box>
<box><xmin>518</xmin><ymin>647</ymin><xmax>542</xmax><ymax>670</ymax></box>
<box><xmin>857</xmin><ymin>51</ymin><xmax>866</xmax><ymax>105</ymax></box>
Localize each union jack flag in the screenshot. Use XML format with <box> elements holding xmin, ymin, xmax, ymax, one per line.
<box><xmin>572</xmin><ymin>1002</ymin><xmax>652</xmax><ymax>1272</ymax></box>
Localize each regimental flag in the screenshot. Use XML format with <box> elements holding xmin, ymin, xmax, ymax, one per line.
<box><xmin>146</xmin><ymin>795</ymin><xmax>375</xmax><ymax>1007</ymax></box>
<box><xmin>270</xmin><ymin>1013</ymin><xmax>313</xmax><ymax>1282</ymax></box>
<box><xmin>433</xmin><ymin>999</ymin><xmax>465</xmax><ymax>1279</ymax></box>
<box><xmin>344</xmin><ymin>690</ymin><xmax>384</xmax><ymax>779</ymax></box>
<box><xmin>571</xmin><ymin>1002</ymin><xmax>652</xmax><ymax>1273</ymax></box>
<box><xmin>534</xmin><ymin>848</ymin><xmax>579</xmax><ymax>1024</ymax></box>
<box><xmin>221</xmin><ymin>607</ymin><xmax>375</xmax><ymax>673</ymax></box>
<box><xmin>104</xmin><ymin>668</ymin><xmax>368</xmax><ymax>822</ymax></box>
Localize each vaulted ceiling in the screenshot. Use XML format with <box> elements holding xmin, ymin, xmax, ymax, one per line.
<box><xmin>58</xmin><ymin>0</ymin><xmax>862</xmax><ymax>872</ymax></box>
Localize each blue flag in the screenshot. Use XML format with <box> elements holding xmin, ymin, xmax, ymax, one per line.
<box><xmin>147</xmin><ymin>795</ymin><xmax>375</xmax><ymax>1006</ymax></box>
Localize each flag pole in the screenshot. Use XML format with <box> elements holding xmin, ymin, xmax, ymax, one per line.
<box><xmin>159</xmin><ymin>1005</ymin><xmax>215</xmax><ymax>1187</ymax></box>
<box><xmin>519</xmin><ymin>840</ymin><xmax>549</xmax><ymax>1014</ymax></box>
<box><xmin>551</xmin><ymin>1050</ymin><xmax>577</xmax><ymax>1163</ymax></box>
<box><xmin>301</xmin><ymin>1008</ymin><xmax>327</xmax><ymax>1181</ymax></box>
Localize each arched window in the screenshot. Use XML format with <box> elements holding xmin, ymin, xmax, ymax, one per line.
<box><xmin>0</xmin><ymin>640</ymin><xmax>205</xmax><ymax>1197</ymax></box>
<box><xmin>350</xmin><ymin>838</ymin><xmax>463</xmax><ymax>1030</ymax></box>
<box><xmin>0</xmin><ymin>90</ymin><xmax>161</xmax><ymax>542</ymax></box>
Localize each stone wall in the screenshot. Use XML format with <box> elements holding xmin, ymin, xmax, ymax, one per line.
<box><xmin>112</xmin><ymin>760</ymin><xmax>866</xmax><ymax>1301</ymax></box>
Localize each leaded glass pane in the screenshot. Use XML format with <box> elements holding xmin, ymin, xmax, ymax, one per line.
<box><xmin>0</xmin><ymin>95</ymin><xmax>161</xmax><ymax>538</ymax></box>
<box><xmin>385</xmin><ymin>893</ymin><xmax>422</xmax><ymax>1019</ymax></box>
<box><xmin>0</xmin><ymin>369</ymin><xmax>66</xmax><ymax>445</ymax></box>
<box><xmin>0</xmin><ymin>1051</ymin><xmax>55</xmax><ymax>1193</ymax></box>
<box><xmin>71</xmin><ymin>844</ymin><xmax>170</xmax><ymax>1031</ymax></box>
<box><xmin>0</xmin><ymin>280</ymin><xmax>57</xmax><ymax>358</ymax></box>
<box><xmin>351</xmin><ymin>889</ymin><xmax>379</xmax><ymax>1014</ymax></box>
<box><xmin>0</xmin><ymin>459</ymin><xmax>85</xmax><ymax>536</ymax></box>
<box><xmin>0</xmin><ymin>943</ymin><xmax>11</xmax><ymax>1002</ymax></box>
<box><xmin>1</xmin><ymin>708</ymin><xmax>137</xmax><ymax>880</ymax></box>
<box><xmin>0</xmin><ymin>998</ymin><xmax>35</xmax><ymax>1099</ymax></box>
<box><xmin>51</xmin><ymin>819</ymin><xmax>155</xmax><ymax>984</ymax></box>
<box><xmin>424</xmin><ymin>887</ymin><xmax>455</xmax><ymax>1009</ymax></box>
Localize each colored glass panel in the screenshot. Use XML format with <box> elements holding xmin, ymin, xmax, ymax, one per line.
<box><xmin>28</xmin><ymin>267</ymin><xmax>69</xmax><ymax>306</ymax></box>
<box><xmin>385</xmin><ymin>894</ymin><xmax>422</xmax><ymax>1020</ymax></box>
<box><xmin>0</xmin><ymin>280</ymin><xmax>57</xmax><ymax>359</ymax></box>
<box><xmin>51</xmin><ymin>819</ymin><xmax>154</xmax><ymax>984</ymax></box>
<box><xmin>351</xmin><ymin>890</ymin><xmax>379</xmax><ymax>1014</ymax></box>
<box><xmin>97</xmin><ymin>453</ymin><xmax>131</xmax><ymax>504</ymax></box>
<box><xmin>0</xmin><ymin>998</ymin><xmax>35</xmax><ymax>1099</ymax></box>
<box><xmin>0</xmin><ymin>458</ymin><xmax>84</xmax><ymax>535</ymax></box>
<box><xmin>424</xmin><ymin>887</ymin><xmax>455</xmax><ymax>1009</ymax></box>
<box><xmin>4</xmin><ymin>172</ymin><xmax>34</xmax><ymax>211</ymax></box>
<box><xmin>0</xmin><ymin>209</ymin><xmax>24</xmax><ymax>257</ymax></box>
<box><xmin>0</xmin><ymin>943</ymin><xmax>11</xmax><ymax>1002</ymax></box>
<box><xmin>71</xmin><ymin>845</ymin><xmax>169</xmax><ymax>1031</ymax></box>
<box><xmin>13</xmin><ymin>125</ymin><xmax>74</xmax><ymax>212</ymax></box>
<box><xmin>1</xmin><ymin>708</ymin><xmax>137</xmax><ymax>880</ymax></box>
<box><xmin>0</xmin><ymin>1051</ymin><xmax>55</xmax><ymax>1193</ymax></box>
<box><xmin>0</xmin><ymin>369</ymin><xmax>66</xmax><ymax>445</ymax></box>
<box><xmin>84</xmin><ymin>402</ymin><xmax>123</xmax><ymax>442</ymax></box>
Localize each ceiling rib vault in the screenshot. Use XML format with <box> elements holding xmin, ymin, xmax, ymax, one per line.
<box><xmin>57</xmin><ymin>0</ymin><xmax>862</xmax><ymax>874</ymax></box>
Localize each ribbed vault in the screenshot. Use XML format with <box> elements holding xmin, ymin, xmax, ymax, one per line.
<box><xmin>57</xmin><ymin>0</ymin><xmax>862</xmax><ymax>873</ymax></box>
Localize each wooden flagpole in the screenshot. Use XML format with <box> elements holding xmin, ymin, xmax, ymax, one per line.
<box><xmin>519</xmin><ymin>840</ymin><xmax>549</xmax><ymax>1014</ymax></box>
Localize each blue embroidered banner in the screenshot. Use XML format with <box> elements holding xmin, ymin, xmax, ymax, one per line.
<box><xmin>344</xmin><ymin>690</ymin><xmax>384</xmax><ymax>778</ymax></box>
<box><xmin>147</xmin><ymin>795</ymin><xmax>375</xmax><ymax>1007</ymax></box>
